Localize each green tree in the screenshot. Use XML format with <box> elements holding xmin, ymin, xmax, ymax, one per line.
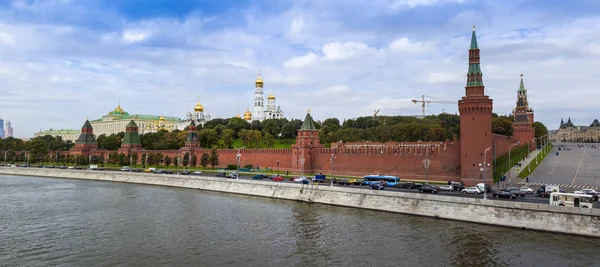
<box><xmin>533</xmin><ymin>121</ymin><xmax>549</xmax><ymax>148</ymax></box>
<box><xmin>118</xmin><ymin>153</ymin><xmax>128</xmax><ymax>166</ymax></box>
<box><xmin>209</xmin><ymin>148</ymin><xmax>219</xmax><ymax>169</ymax></box>
<box><xmin>200</xmin><ymin>152</ymin><xmax>210</xmax><ymax>169</ymax></box>
<box><xmin>492</xmin><ymin>116</ymin><xmax>514</xmax><ymax>136</ymax></box>
<box><xmin>262</xmin><ymin>132</ymin><xmax>275</xmax><ymax>148</ymax></box>
<box><xmin>191</xmin><ymin>155</ymin><xmax>197</xmax><ymax>167</ymax></box>
<box><xmin>164</xmin><ymin>156</ymin><xmax>172</xmax><ymax>168</ymax></box>
<box><xmin>221</xmin><ymin>129</ymin><xmax>235</xmax><ymax>149</ymax></box>
<box><xmin>199</xmin><ymin>128</ymin><xmax>219</xmax><ymax>148</ymax></box>
<box><xmin>131</xmin><ymin>153</ymin><xmax>138</xmax><ymax>166</ymax></box>
<box><xmin>183</xmin><ymin>152</ymin><xmax>190</xmax><ymax>167</ymax></box>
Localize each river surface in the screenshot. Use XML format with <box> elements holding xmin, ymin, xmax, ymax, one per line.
<box><xmin>1</xmin><ymin>175</ymin><xmax>599</xmax><ymax>267</ymax></box>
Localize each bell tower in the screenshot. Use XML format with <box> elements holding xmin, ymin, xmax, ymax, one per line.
<box><xmin>458</xmin><ymin>26</ymin><xmax>493</xmax><ymax>185</ymax></box>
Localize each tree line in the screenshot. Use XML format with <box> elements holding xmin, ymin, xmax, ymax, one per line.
<box><xmin>0</xmin><ymin>113</ymin><xmax>549</xmax><ymax>164</ymax></box>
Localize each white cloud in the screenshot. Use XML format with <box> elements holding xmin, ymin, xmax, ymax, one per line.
<box><xmin>122</xmin><ymin>30</ymin><xmax>150</xmax><ymax>43</ymax></box>
<box><xmin>388</xmin><ymin>38</ymin><xmax>436</xmax><ymax>54</ymax></box>
<box><xmin>322</xmin><ymin>41</ymin><xmax>370</xmax><ymax>60</ymax></box>
<box><xmin>283</xmin><ymin>52</ymin><xmax>319</xmax><ymax>69</ymax></box>
<box><xmin>391</xmin><ymin>0</ymin><xmax>465</xmax><ymax>9</ymax></box>
<box><xmin>426</xmin><ymin>72</ymin><xmax>463</xmax><ymax>84</ymax></box>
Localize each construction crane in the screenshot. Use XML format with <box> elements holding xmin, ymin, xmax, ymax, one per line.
<box><xmin>373</xmin><ymin>109</ymin><xmax>380</xmax><ymax>118</ymax></box>
<box><xmin>411</xmin><ymin>95</ymin><xmax>456</xmax><ymax>117</ymax></box>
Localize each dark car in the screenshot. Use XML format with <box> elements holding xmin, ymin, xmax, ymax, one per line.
<box><xmin>419</xmin><ymin>185</ymin><xmax>438</xmax><ymax>193</ymax></box>
<box><xmin>180</xmin><ymin>170</ymin><xmax>191</xmax><ymax>175</ymax></box>
<box><xmin>60</xmin><ymin>166</ymin><xmax>67</xmax><ymax>169</ymax></box>
<box><xmin>216</xmin><ymin>172</ymin><xmax>227</xmax><ymax>177</ymax></box>
<box><xmin>370</xmin><ymin>183</ymin><xmax>385</xmax><ymax>190</ymax></box>
<box><xmin>413</xmin><ymin>183</ymin><xmax>424</xmax><ymax>190</ymax></box>
<box><xmin>493</xmin><ymin>190</ymin><xmax>517</xmax><ymax>199</ymax></box>
<box><xmin>585</xmin><ymin>192</ymin><xmax>599</xmax><ymax>201</ymax></box>
<box><xmin>505</xmin><ymin>188</ymin><xmax>525</xmax><ymax>197</ymax></box>
<box><xmin>450</xmin><ymin>181</ymin><xmax>465</xmax><ymax>191</ymax></box>
<box><xmin>395</xmin><ymin>182</ymin><xmax>416</xmax><ymax>189</ymax></box>
<box><xmin>253</xmin><ymin>174</ymin><xmax>268</xmax><ymax>180</ymax></box>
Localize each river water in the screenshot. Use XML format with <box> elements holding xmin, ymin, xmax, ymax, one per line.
<box><xmin>1</xmin><ymin>175</ymin><xmax>598</xmax><ymax>267</ymax></box>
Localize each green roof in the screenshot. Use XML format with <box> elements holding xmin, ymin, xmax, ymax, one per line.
<box><xmin>470</xmin><ymin>27</ymin><xmax>479</xmax><ymax>50</ymax></box>
<box><xmin>90</xmin><ymin>113</ymin><xmax>181</xmax><ymax>122</ymax></box>
<box><xmin>37</xmin><ymin>129</ymin><xmax>81</xmax><ymax>135</ymax></box>
<box><xmin>300</xmin><ymin>112</ymin><xmax>317</xmax><ymax>130</ymax></box>
<box><xmin>519</xmin><ymin>76</ymin><xmax>526</xmax><ymax>92</ymax></box>
<box><xmin>126</xmin><ymin>120</ymin><xmax>138</xmax><ymax>127</ymax></box>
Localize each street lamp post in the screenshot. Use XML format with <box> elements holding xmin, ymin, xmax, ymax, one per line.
<box><xmin>277</xmin><ymin>160</ymin><xmax>280</xmax><ymax>176</ymax></box>
<box><xmin>300</xmin><ymin>157</ymin><xmax>305</xmax><ymax>178</ymax></box>
<box><xmin>330</xmin><ymin>153</ymin><xmax>336</xmax><ymax>187</ymax></box>
<box><xmin>236</xmin><ymin>153</ymin><xmax>241</xmax><ymax>178</ymax></box>
<box><xmin>423</xmin><ymin>146</ymin><xmax>430</xmax><ymax>185</ymax></box>
<box><xmin>508</xmin><ymin>142</ymin><xmax>520</xmax><ymax>186</ymax></box>
<box><xmin>1</xmin><ymin>149</ymin><xmax>9</xmax><ymax>165</ymax></box>
<box><xmin>479</xmin><ymin>147</ymin><xmax>491</xmax><ymax>200</ymax></box>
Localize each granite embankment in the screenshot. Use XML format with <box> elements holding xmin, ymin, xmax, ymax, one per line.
<box><xmin>2</xmin><ymin>167</ymin><xmax>600</xmax><ymax>237</ymax></box>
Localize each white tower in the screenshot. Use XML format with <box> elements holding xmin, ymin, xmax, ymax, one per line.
<box><xmin>253</xmin><ymin>72</ymin><xmax>265</xmax><ymax>121</ymax></box>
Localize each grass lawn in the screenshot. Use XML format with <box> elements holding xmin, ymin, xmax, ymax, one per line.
<box><xmin>518</xmin><ymin>144</ymin><xmax>554</xmax><ymax>178</ymax></box>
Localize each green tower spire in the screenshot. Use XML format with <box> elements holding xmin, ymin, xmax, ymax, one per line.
<box><xmin>300</xmin><ymin>110</ymin><xmax>317</xmax><ymax>130</ymax></box>
<box><xmin>466</xmin><ymin>25</ymin><xmax>483</xmax><ymax>87</ymax></box>
<box><xmin>518</xmin><ymin>74</ymin><xmax>526</xmax><ymax>92</ymax></box>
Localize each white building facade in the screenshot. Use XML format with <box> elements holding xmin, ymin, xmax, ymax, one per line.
<box><xmin>178</xmin><ymin>100</ymin><xmax>211</xmax><ymax>129</ymax></box>
<box><xmin>247</xmin><ymin>73</ymin><xmax>284</xmax><ymax>122</ymax></box>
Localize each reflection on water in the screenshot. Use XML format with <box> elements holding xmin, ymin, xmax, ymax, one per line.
<box><xmin>1</xmin><ymin>175</ymin><xmax>599</xmax><ymax>267</ymax></box>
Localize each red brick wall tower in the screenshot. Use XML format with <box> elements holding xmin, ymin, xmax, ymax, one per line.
<box><xmin>512</xmin><ymin>74</ymin><xmax>536</xmax><ymax>149</ymax></box>
<box><xmin>291</xmin><ymin>111</ymin><xmax>323</xmax><ymax>174</ymax></box>
<box><xmin>458</xmin><ymin>26</ymin><xmax>494</xmax><ymax>184</ymax></box>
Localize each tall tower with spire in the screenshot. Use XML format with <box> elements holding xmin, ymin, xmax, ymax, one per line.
<box><xmin>512</xmin><ymin>74</ymin><xmax>535</xmax><ymax>148</ymax></box>
<box><xmin>458</xmin><ymin>26</ymin><xmax>494</xmax><ymax>184</ymax></box>
<box><xmin>253</xmin><ymin>72</ymin><xmax>265</xmax><ymax>121</ymax></box>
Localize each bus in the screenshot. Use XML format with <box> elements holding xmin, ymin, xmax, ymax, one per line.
<box><xmin>363</xmin><ymin>175</ymin><xmax>400</xmax><ymax>187</ymax></box>
<box><xmin>549</xmin><ymin>192</ymin><xmax>594</xmax><ymax>208</ymax></box>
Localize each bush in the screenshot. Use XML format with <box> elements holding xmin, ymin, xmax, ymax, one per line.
<box><xmin>227</xmin><ymin>164</ymin><xmax>238</xmax><ymax>170</ymax></box>
<box><xmin>243</xmin><ymin>164</ymin><xmax>254</xmax><ymax>169</ymax></box>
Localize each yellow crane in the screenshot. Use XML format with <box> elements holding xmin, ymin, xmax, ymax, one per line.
<box><xmin>411</xmin><ymin>95</ymin><xmax>456</xmax><ymax>117</ymax></box>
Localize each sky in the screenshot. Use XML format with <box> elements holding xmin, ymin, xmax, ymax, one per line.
<box><xmin>1</xmin><ymin>0</ymin><xmax>600</xmax><ymax>137</ymax></box>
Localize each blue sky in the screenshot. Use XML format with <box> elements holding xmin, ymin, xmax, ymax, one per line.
<box><xmin>1</xmin><ymin>0</ymin><xmax>600</xmax><ymax>137</ymax></box>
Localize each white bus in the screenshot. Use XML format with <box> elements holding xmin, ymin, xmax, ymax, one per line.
<box><xmin>549</xmin><ymin>192</ymin><xmax>594</xmax><ymax>208</ymax></box>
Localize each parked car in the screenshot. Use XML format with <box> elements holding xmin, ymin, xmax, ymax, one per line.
<box><xmin>60</xmin><ymin>166</ymin><xmax>67</xmax><ymax>169</ymax></box>
<box><xmin>253</xmin><ymin>174</ymin><xmax>268</xmax><ymax>179</ymax></box>
<box><xmin>450</xmin><ymin>181</ymin><xmax>465</xmax><ymax>191</ymax></box>
<box><xmin>273</xmin><ymin>176</ymin><xmax>284</xmax><ymax>181</ymax></box>
<box><xmin>413</xmin><ymin>183</ymin><xmax>424</xmax><ymax>190</ymax></box>
<box><xmin>520</xmin><ymin>187</ymin><xmax>534</xmax><ymax>194</ymax></box>
<box><xmin>349</xmin><ymin>179</ymin><xmax>363</xmax><ymax>186</ymax></box>
<box><xmin>293</xmin><ymin>176</ymin><xmax>309</xmax><ymax>183</ymax></box>
<box><xmin>226</xmin><ymin>173</ymin><xmax>238</xmax><ymax>179</ymax></box>
<box><xmin>538</xmin><ymin>191</ymin><xmax>552</xmax><ymax>198</ymax></box>
<box><xmin>216</xmin><ymin>172</ymin><xmax>227</xmax><ymax>177</ymax></box>
<box><xmin>394</xmin><ymin>182</ymin><xmax>416</xmax><ymax>189</ymax></box>
<box><xmin>505</xmin><ymin>187</ymin><xmax>525</xmax><ymax>197</ymax></box>
<box><xmin>121</xmin><ymin>166</ymin><xmax>131</xmax><ymax>171</ymax></box>
<box><xmin>179</xmin><ymin>170</ymin><xmax>191</xmax><ymax>175</ymax></box>
<box><xmin>462</xmin><ymin>187</ymin><xmax>482</xmax><ymax>194</ymax></box>
<box><xmin>419</xmin><ymin>185</ymin><xmax>438</xmax><ymax>193</ymax></box>
<box><xmin>192</xmin><ymin>171</ymin><xmax>202</xmax><ymax>175</ymax></box>
<box><xmin>492</xmin><ymin>190</ymin><xmax>517</xmax><ymax>199</ymax></box>
<box><xmin>335</xmin><ymin>179</ymin><xmax>351</xmax><ymax>185</ymax></box>
<box><xmin>370</xmin><ymin>183</ymin><xmax>385</xmax><ymax>190</ymax></box>
<box><xmin>439</xmin><ymin>185</ymin><xmax>454</xmax><ymax>191</ymax></box>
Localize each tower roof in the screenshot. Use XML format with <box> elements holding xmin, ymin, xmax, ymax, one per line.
<box><xmin>470</xmin><ymin>25</ymin><xmax>479</xmax><ymax>50</ymax></box>
<box><xmin>189</xmin><ymin>120</ymin><xmax>196</xmax><ymax>127</ymax></box>
<box><xmin>300</xmin><ymin>110</ymin><xmax>317</xmax><ymax>130</ymax></box>
<box><xmin>126</xmin><ymin>120</ymin><xmax>137</xmax><ymax>128</ymax></box>
<box><xmin>519</xmin><ymin>74</ymin><xmax>526</xmax><ymax>92</ymax></box>
<box><xmin>82</xmin><ymin>119</ymin><xmax>93</xmax><ymax>129</ymax></box>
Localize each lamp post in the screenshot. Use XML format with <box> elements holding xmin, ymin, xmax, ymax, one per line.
<box><xmin>330</xmin><ymin>153</ymin><xmax>336</xmax><ymax>187</ymax></box>
<box><xmin>277</xmin><ymin>160</ymin><xmax>280</xmax><ymax>176</ymax></box>
<box><xmin>508</xmin><ymin>142</ymin><xmax>520</xmax><ymax>186</ymax></box>
<box><xmin>1</xmin><ymin>149</ymin><xmax>10</xmax><ymax>165</ymax></box>
<box><xmin>423</xmin><ymin>146</ymin><xmax>430</xmax><ymax>185</ymax></box>
<box><xmin>479</xmin><ymin>147</ymin><xmax>491</xmax><ymax>200</ymax></box>
<box><xmin>300</xmin><ymin>157</ymin><xmax>305</xmax><ymax>178</ymax></box>
<box><xmin>236</xmin><ymin>146</ymin><xmax>245</xmax><ymax>178</ymax></box>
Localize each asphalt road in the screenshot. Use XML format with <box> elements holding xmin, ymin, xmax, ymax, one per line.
<box><xmin>8</xmin><ymin>165</ymin><xmax>600</xmax><ymax>208</ymax></box>
<box><xmin>523</xmin><ymin>142</ymin><xmax>600</xmax><ymax>190</ymax></box>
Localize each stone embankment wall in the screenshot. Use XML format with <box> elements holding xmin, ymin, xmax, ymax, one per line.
<box><xmin>2</xmin><ymin>167</ymin><xmax>599</xmax><ymax>237</ymax></box>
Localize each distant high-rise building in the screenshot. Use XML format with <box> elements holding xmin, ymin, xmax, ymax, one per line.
<box><xmin>6</xmin><ymin>121</ymin><xmax>13</xmax><ymax>137</ymax></box>
<box><xmin>0</xmin><ymin>118</ymin><xmax>4</xmax><ymax>138</ymax></box>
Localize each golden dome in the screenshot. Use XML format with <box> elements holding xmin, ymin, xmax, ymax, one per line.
<box><xmin>194</xmin><ymin>100</ymin><xmax>204</xmax><ymax>113</ymax></box>
<box><xmin>268</xmin><ymin>92</ymin><xmax>275</xmax><ymax>100</ymax></box>
<box><xmin>235</xmin><ymin>114</ymin><xmax>241</xmax><ymax>119</ymax></box>
<box><xmin>114</xmin><ymin>104</ymin><xmax>123</xmax><ymax>112</ymax></box>
<box><xmin>243</xmin><ymin>109</ymin><xmax>252</xmax><ymax>121</ymax></box>
<box><xmin>255</xmin><ymin>73</ymin><xmax>263</xmax><ymax>87</ymax></box>
<box><xmin>159</xmin><ymin>115</ymin><xmax>165</xmax><ymax>121</ymax></box>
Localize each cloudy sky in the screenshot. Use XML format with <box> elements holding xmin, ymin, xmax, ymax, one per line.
<box><xmin>1</xmin><ymin>0</ymin><xmax>600</xmax><ymax>137</ymax></box>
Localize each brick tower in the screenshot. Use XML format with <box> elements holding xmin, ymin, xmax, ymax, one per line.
<box><xmin>292</xmin><ymin>110</ymin><xmax>323</xmax><ymax>174</ymax></box>
<box><xmin>121</xmin><ymin>120</ymin><xmax>142</xmax><ymax>150</ymax></box>
<box><xmin>511</xmin><ymin>74</ymin><xmax>535</xmax><ymax>149</ymax></box>
<box><xmin>185</xmin><ymin>120</ymin><xmax>200</xmax><ymax>148</ymax></box>
<box><xmin>72</xmin><ymin>119</ymin><xmax>98</xmax><ymax>155</ymax></box>
<box><xmin>458</xmin><ymin>26</ymin><xmax>493</xmax><ymax>184</ymax></box>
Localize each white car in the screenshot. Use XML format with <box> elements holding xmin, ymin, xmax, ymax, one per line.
<box><xmin>67</xmin><ymin>166</ymin><xmax>74</xmax><ymax>169</ymax></box>
<box><xmin>439</xmin><ymin>185</ymin><xmax>454</xmax><ymax>191</ymax></box>
<box><xmin>574</xmin><ymin>189</ymin><xmax>597</xmax><ymax>195</ymax></box>
<box><xmin>193</xmin><ymin>171</ymin><xmax>202</xmax><ymax>175</ymax></box>
<box><xmin>462</xmin><ymin>187</ymin><xmax>482</xmax><ymax>194</ymax></box>
<box><xmin>520</xmin><ymin>187</ymin><xmax>534</xmax><ymax>194</ymax></box>
<box><xmin>293</xmin><ymin>176</ymin><xmax>308</xmax><ymax>182</ymax></box>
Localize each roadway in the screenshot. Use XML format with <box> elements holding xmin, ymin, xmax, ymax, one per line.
<box><xmin>519</xmin><ymin>142</ymin><xmax>600</xmax><ymax>190</ymax></box>
<box><xmin>5</xmin><ymin>165</ymin><xmax>600</xmax><ymax>208</ymax></box>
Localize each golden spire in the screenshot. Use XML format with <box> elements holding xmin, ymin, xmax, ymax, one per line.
<box><xmin>243</xmin><ymin>105</ymin><xmax>252</xmax><ymax>121</ymax></box>
<box><xmin>255</xmin><ymin>70</ymin><xmax>264</xmax><ymax>87</ymax></box>
<box><xmin>308</xmin><ymin>108</ymin><xmax>311</xmax><ymax>113</ymax></box>
<box><xmin>268</xmin><ymin>91</ymin><xmax>275</xmax><ymax>100</ymax></box>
